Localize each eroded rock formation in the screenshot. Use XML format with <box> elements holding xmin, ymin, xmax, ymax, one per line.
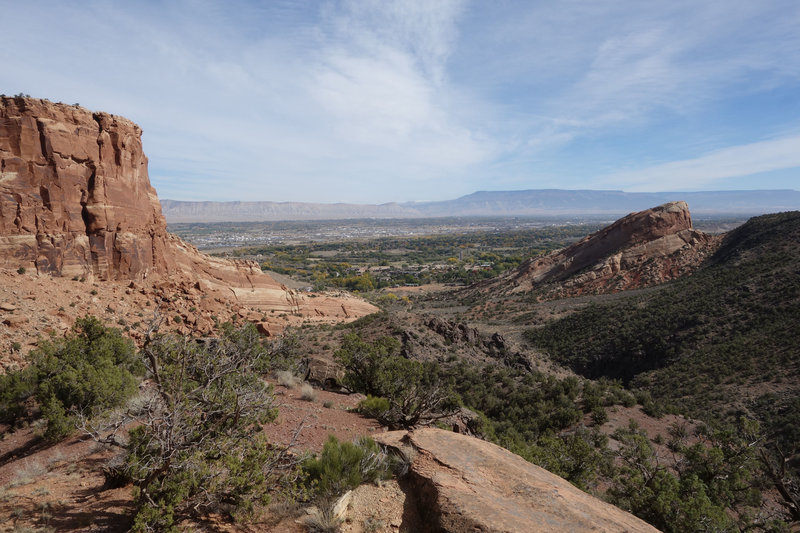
<box><xmin>375</xmin><ymin>428</ymin><xmax>659</xmax><ymax>533</ymax></box>
<box><xmin>0</xmin><ymin>96</ymin><xmax>168</xmax><ymax>280</ymax></box>
<box><xmin>0</xmin><ymin>96</ymin><xmax>376</xmax><ymax>327</ymax></box>
<box><xmin>476</xmin><ymin>201</ymin><xmax>719</xmax><ymax>298</ymax></box>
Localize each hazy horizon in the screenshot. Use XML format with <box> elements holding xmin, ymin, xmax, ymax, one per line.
<box><xmin>159</xmin><ymin>187</ymin><xmax>800</xmax><ymax>205</ymax></box>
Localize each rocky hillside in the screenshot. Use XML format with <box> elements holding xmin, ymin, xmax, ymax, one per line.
<box><xmin>526</xmin><ymin>210</ymin><xmax>800</xmax><ymax>443</ymax></box>
<box><xmin>473</xmin><ymin>201</ymin><xmax>719</xmax><ymax>299</ymax></box>
<box><xmin>0</xmin><ymin>97</ymin><xmax>376</xmax><ymax>351</ymax></box>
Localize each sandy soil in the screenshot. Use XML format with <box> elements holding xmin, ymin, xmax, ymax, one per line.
<box><xmin>0</xmin><ymin>425</ymin><xmax>132</xmax><ymax>532</ymax></box>
<box><xmin>264</xmin><ymin>381</ymin><xmax>385</xmax><ymax>453</ymax></box>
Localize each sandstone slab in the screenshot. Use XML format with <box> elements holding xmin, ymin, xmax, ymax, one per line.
<box><xmin>375</xmin><ymin>428</ymin><xmax>659</xmax><ymax>533</ymax></box>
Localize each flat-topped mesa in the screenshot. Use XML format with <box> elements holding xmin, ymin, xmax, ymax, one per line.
<box><xmin>0</xmin><ymin>96</ymin><xmax>376</xmax><ymax>325</ymax></box>
<box><xmin>476</xmin><ymin>201</ymin><xmax>719</xmax><ymax>298</ymax></box>
<box><xmin>0</xmin><ymin>96</ymin><xmax>169</xmax><ymax>280</ymax></box>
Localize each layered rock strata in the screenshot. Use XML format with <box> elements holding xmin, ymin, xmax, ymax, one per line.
<box><xmin>0</xmin><ymin>96</ymin><xmax>375</xmax><ymax>324</ymax></box>
<box><xmin>477</xmin><ymin>201</ymin><xmax>718</xmax><ymax>298</ymax></box>
<box><xmin>0</xmin><ymin>96</ymin><xmax>166</xmax><ymax>280</ymax></box>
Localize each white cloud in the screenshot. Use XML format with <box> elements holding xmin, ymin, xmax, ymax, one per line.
<box><xmin>596</xmin><ymin>135</ymin><xmax>800</xmax><ymax>191</ymax></box>
<box><xmin>1</xmin><ymin>0</ymin><xmax>798</xmax><ymax>202</ymax></box>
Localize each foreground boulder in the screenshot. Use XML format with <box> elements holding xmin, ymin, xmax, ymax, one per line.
<box><xmin>375</xmin><ymin>428</ymin><xmax>659</xmax><ymax>533</ymax></box>
<box><xmin>0</xmin><ymin>96</ymin><xmax>376</xmax><ymax>326</ymax></box>
<box><xmin>474</xmin><ymin>201</ymin><xmax>718</xmax><ymax>299</ymax></box>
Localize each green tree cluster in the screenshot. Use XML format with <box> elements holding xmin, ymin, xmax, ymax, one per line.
<box><xmin>608</xmin><ymin>418</ymin><xmax>777</xmax><ymax>532</ymax></box>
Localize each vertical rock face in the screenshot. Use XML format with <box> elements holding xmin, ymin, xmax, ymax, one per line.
<box><xmin>0</xmin><ymin>97</ymin><xmax>377</xmax><ymax>325</ymax></box>
<box><xmin>0</xmin><ymin>96</ymin><xmax>169</xmax><ymax>280</ymax></box>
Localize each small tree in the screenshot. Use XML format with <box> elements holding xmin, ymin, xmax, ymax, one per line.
<box><xmin>335</xmin><ymin>333</ymin><xmax>459</xmax><ymax>429</ymax></box>
<box><xmin>334</xmin><ymin>333</ymin><xmax>401</xmax><ymax>396</ymax></box>
<box><xmin>124</xmin><ymin>322</ymin><xmax>294</xmax><ymax>532</ymax></box>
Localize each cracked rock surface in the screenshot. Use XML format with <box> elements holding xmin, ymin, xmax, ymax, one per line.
<box><xmin>375</xmin><ymin>428</ymin><xmax>660</xmax><ymax>533</ymax></box>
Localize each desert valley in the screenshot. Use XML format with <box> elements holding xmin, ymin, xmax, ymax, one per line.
<box><xmin>1</xmin><ymin>96</ymin><xmax>798</xmax><ymax>533</ymax></box>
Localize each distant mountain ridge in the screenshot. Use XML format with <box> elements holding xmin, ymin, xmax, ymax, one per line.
<box><xmin>161</xmin><ymin>189</ymin><xmax>800</xmax><ymax>222</ymax></box>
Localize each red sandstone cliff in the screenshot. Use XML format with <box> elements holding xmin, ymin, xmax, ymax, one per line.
<box><xmin>0</xmin><ymin>96</ymin><xmax>170</xmax><ymax>280</ymax></box>
<box><xmin>475</xmin><ymin>201</ymin><xmax>719</xmax><ymax>299</ymax></box>
<box><xmin>0</xmin><ymin>96</ymin><xmax>376</xmax><ymax>325</ymax></box>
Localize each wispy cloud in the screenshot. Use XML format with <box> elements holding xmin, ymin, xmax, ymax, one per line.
<box><xmin>1</xmin><ymin>0</ymin><xmax>798</xmax><ymax>202</ymax></box>
<box><xmin>596</xmin><ymin>134</ymin><xmax>800</xmax><ymax>191</ymax></box>
<box><xmin>307</xmin><ymin>0</ymin><xmax>493</xmax><ymax>178</ymax></box>
<box><xmin>476</xmin><ymin>1</ymin><xmax>800</xmax><ymax>147</ymax></box>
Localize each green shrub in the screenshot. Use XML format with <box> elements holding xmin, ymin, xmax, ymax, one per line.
<box><xmin>303</xmin><ymin>435</ymin><xmax>392</xmax><ymax>499</ymax></box>
<box><xmin>0</xmin><ymin>316</ymin><xmax>141</xmax><ymax>440</ymax></box>
<box><xmin>620</xmin><ymin>392</ymin><xmax>637</xmax><ymax>408</ymax></box>
<box><xmin>635</xmin><ymin>391</ymin><xmax>665</xmax><ymax>419</ymax></box>
<box><xmin>357</xmin><ymin>396</ymin><xmax>390</xmax><ymax>419</ymax></box>
<box><xmin>591</xmin><ymin>406</ymin><xmax>608</xmax><ymax>425</ymax></box>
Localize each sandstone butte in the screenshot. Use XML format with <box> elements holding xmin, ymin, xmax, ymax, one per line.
<box><xmin>375</xmin><ymin>428</ymin><xmax>660</xmax><ymax>533</ymax></box>
<box><xmin>0</xmin><ymin>96</ymin><xmax>377</xmax><ymax>334</ymax></box>
<box><xmin>476</xmin><ymin>200</ymin><xmax>720</xmax><ymax>299</ymax></box>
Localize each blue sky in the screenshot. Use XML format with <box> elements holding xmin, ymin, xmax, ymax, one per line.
<box><xmin>2</xmin><ymin>0</ymin><xmax>799</xmax><ymax>203</ymax></box>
